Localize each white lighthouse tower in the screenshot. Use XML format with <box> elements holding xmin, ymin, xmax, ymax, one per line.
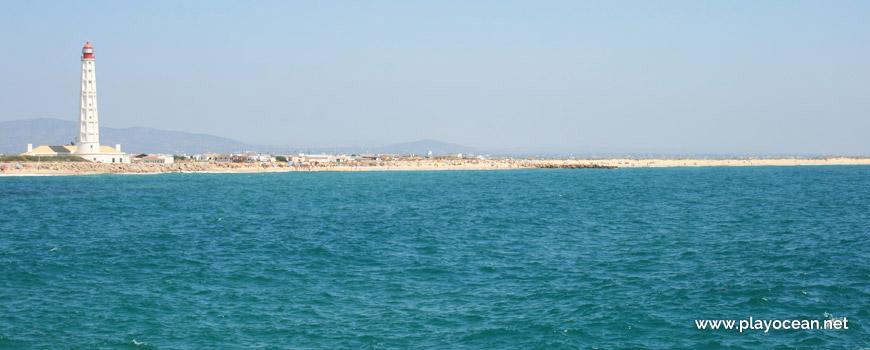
<box><xmin>68</xmin><ymin>42</ymin><xmax>127</xmax><ymax>163</ymax></box>
<box><xmin>77</xmin><ymin>42</ymin><xmax>100</xmax><ymax>154</ymax></box>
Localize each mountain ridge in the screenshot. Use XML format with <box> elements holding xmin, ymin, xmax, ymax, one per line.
<box><xmin>1</xmin><ymin>118</ymin><xmax>262</xmax><ymax>155</ymax></box>
<box><xmin>0</xmin><ymin>118</ymin><xmax>482</xmax><ymax>156</ymax></box>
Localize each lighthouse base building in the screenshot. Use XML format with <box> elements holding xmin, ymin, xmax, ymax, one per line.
<box><xmin>25</xmin><ymin>144</ymin><xmax>129</xmax><ymax>163</ymax></box>
<box><xmin>23</xmin><ymin>41</ymin><xmax>130</xmax><ymax>163</ymax></box>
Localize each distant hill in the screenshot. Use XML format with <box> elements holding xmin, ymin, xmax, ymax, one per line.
<box><xmin>372</xmin><ymin>139</ymin><xmax>483</xmax><ymax>156</ymax></box>
<box><xmin>0</xmin><ymin>118</ymin><xmax>258</xmax><ymax>155</ymax></box>
<box><xmin>308</xmin><ymin>139</ymin><xmax>484</xmax><ymax>156</ymax></box>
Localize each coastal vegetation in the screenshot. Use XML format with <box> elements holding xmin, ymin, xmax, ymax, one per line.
<box><xmin>0</xmin><ymin>155</ymin><xmax>89</xmax><ymax>162</ymax></box>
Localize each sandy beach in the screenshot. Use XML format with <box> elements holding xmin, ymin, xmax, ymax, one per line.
<box><xmin>1</xmin><ymin>157</ymin><xmax>868</xmax><ymax>176</ymax></box>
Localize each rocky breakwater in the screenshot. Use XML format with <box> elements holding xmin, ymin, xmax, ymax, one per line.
<box><xmin>13</xmin><ymin>161</ymin><xmax>228</xmax><ymax>174</ymax></box>
<box><xmin>529</xmin><ymin>163</ymin><xmax>618</xmax><ymax>169</ymax></box>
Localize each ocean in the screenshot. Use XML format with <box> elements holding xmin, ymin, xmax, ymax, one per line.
<box><xmin>1</xmin><ymin>166</ymin><xmax>868</xmax><ymax>349</ymax></box>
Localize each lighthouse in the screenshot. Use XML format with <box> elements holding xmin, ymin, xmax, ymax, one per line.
<box><xmin>24</xmin><ymin>42</ymin><xmax>129</xmax><ymax>163</ymax></box>
<box><xmin>77</xmin><ymin>42</ymin><xmax>100</xmax><ymax>154</ymax></box>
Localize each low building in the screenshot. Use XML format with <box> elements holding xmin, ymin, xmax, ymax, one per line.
<box><xmin>216</xmin><ymin>154</ymin><xmax>233</xmax><ymax>163</ymax></box>
<box><xmin>131</xmin><ymin>154</ymin><xmax>174</xmax><ymax>164</ymax></box>
<box><xmin>25</xmin><ymin>144</ymin><xmax>129</xmax><ymax>163</ymax></box>
<box><xmin>305</xmin><ymin>154</ymin><xmax>331</xmax><ymax>164</ymax></box>
<box><xmin>248</xmin><ymin>154</ymin><xmax>274</xmax><ymax>162</ymax></box>
<box><xmin>196</xmin><ymin>153</ymin><xmax>218</xmax><ymax>162</ymax></box>
<box><xmin>142</xmin><ymin>155</ymin><xmax>174</xmax><ymax>164</ymax></box>
<box><xmin>231</xmin><ymin>155</ymin><xmax>249</xmax><ymax>163</ymax></box>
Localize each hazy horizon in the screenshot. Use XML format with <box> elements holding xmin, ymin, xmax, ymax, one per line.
<box><xmin>2</xmin><ymin>1</ymin><xmax>868</xmax><ymax>155</ymax></box>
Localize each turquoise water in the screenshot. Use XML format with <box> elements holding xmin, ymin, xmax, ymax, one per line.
<box><xmin>1</xmin><ymin>167</ymin><xmax>868</xmax><ymax>349</ymax></box>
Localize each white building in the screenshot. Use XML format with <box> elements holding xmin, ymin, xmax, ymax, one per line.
<box><xmin>195</xmin><ymin>153</ymin><xmax>218</xmax><ymax>162</ymax></box>
<box><xmin>24</xmin><ymin>42</ymin><xmax>128</xmax><ymax>163</ymax></box>
<box><xmin>131</xmin><ymin>154</ymin><xmax>174</xmax><ymax>164</ymax></box>
<box><xmin>142</xmin><ymin>155</ymin><xmax>174</xmax><ymax>164</ymax></box>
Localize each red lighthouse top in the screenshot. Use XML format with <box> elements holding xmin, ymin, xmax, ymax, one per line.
<box><xmin>82</xmin><ymin>41</ymin><xmax>94</xmax><ymax>59</ymax></box>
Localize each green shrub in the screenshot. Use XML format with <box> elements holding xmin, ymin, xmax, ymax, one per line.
<box><xmin>0</xmin><ymin>155</ymin><xmax>90</xmax><ymax>162</ymax></box>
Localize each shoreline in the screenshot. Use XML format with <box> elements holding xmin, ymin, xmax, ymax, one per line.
<box><xmin>1</xmin><ymin>157</ymin><xmax>868</xmax><ymax>176</ymax></box>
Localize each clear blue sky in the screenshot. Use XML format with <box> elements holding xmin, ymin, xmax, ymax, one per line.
<box><xmin>1</xmin><ymin>0</ymin><xmax>868</xmax><ymax>155</ymax></box>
